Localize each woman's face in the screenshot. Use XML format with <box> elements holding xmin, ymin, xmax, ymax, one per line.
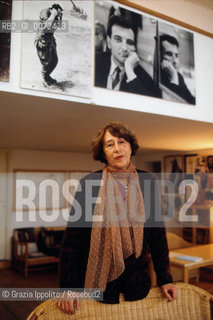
<box><xmin>103</xmin><ymin>130</ymin><xmax>132</xmax><ymax>170</ymax></box>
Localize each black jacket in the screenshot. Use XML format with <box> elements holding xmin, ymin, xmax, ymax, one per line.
<box><xmin>95</xmin><ymin>52</ymin><xmax>161</xmax><ymax>98</ymax></box>
<box><xmin>161</xmin><ymin>71</ymin><xmax>195</xmax><ymax>105</ymax></box>
<box><xmin>60</xmin><ymin>170</ymin><xmax>172</xmax><ymax>303</ymax></box>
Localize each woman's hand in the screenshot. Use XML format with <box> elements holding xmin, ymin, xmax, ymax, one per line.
<box><xmin>57</xmin><ymin>300</ymin><xmax>80</xmax><ymax>314</ymax></box>
<box><xmin>160</xmin><ymin>283</ymin><xmax>178</xmax><ymax>302</ymax></box>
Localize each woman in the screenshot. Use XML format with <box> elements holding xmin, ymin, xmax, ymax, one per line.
<box><xmin>58</xmin><ymin>122</ymin><xmax>177</xmax><ymax>314</ymax></box>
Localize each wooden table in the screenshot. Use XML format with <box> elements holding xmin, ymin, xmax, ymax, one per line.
<box><xmin>169</xmin><ymin>244</ymin><xmax>213</xmax><ymax>283</ymax></box>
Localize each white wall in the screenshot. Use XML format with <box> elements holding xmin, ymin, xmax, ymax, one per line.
<box><xmin>11</xmin><ymin>149</ymin><xmax>103</xmax><ymax>172</ymax></box>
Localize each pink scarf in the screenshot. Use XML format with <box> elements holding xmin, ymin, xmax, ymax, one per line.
<box><xmin>84</xmin><ymin>162</ymin><xmax>145</xmax><ymax>290</ymax></box>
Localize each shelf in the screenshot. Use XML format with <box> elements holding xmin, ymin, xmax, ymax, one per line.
<box><xmin>182</xmin><ymin>205</ymin><xmax>213</xmax><ymax>244</ymax></box>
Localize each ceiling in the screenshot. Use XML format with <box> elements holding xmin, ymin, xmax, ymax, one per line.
<box><xmin>126</xmin><ymin>0</ymin><xmax>213</xmax><ymax>36</ymax></box>
<box><xmin>0</xmin><ymin>91</ymin><xmax>213</xmax><ymax>155</ymax></box>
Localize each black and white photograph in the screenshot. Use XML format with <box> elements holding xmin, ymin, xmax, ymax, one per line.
<box><xmin>95</xmin><ymin>1</ymin><xmax>196</xmax><ymax>105</ymax></box>
<box><xmin>21</xmin><ymin>1</ymin><xmax>92</xmax><ymax>98</ymax></box>
<box><xmin>95</xmin><ymin>1</ymin><xmax>161</xmax><ymax>99</ymax></box>
<box><xmin>163</xmin><ymin>155</ymin><xmax>184</xmax><ymax>193</ymax></box>
<box><xmin>0</xmin><ymin>0</ymin><xmax>12</xmax><ymax>82</ymax></box>
<box><xmin>158</xmin><ymin>21</ymin><xmax>196</xmax><ymax>105</ymax></box>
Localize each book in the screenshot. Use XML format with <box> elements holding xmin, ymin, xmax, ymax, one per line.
<box><xmin>29</xmin><ymin>252</ymin><xmax>47</xmax><ymax>258</ymax></box>
<box><xmin>176</xmin><ymin>255</ymin><xmax>203</xmax><ymax>262</ymax></box>
<box><xmin>169</xmin><ymin>252</ymin><xmax>180</xmax><ymax>258</ymax></box>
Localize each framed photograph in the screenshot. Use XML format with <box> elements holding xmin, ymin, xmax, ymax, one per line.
<box><xmin>0</xmin><ymin>0</ymin><xmax>12</xmax><ymax>82</ymax></box>
<box><xmin>163</xmin><ymin>155</ymin><xmax>184</xmax><ymax>193</ymax></box>
<box><xmin>94</xmin><ymin>0</ymin><xmax>195</xmax><ymax>105</ymax></box>
<box><xmin>207</xmin><ymin>156</ymin><xmax>213</xmax><ymax>172</ymax></box>
<box><xmin>163</xmin><ymin>155</ymin><xmax>184</xmax><ymax>173</ymax></box>
<box><xmin>21</xmin><ymin>1</ymin><xmax>92</xmax><ymax>98</ymax></box>
<box><xmin>184</xmin><ymin>154</ymin><xmax>209</xmax><ymax>204</ymax></box>
<box><xmin>185</xmin><ymin>154</ymin><xmax>206</xmax><ymax>173</ymax></box>
<box><xmin>95</xmin><ymin>1</ymin><xmax>160</xmax><ymax>99</ymax></box>
<box><xmin>158</xmin><ymin>21</ymin><xmax>195</xmax><ymax>105</ymax></box>
<box><xmin>14</xmin><ymin>170</ymin><xmax>69</xmax><ymax>211</ymax></box>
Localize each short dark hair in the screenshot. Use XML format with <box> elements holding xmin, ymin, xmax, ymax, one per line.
<box><xmin>92</xmin><ymin>122</ymin><xmax>139</xmax><ymax>164</ymax></box>
<box><xmin>107</xmin><ymin>15</ymin><xmax>137</xmax><ymax>42</ymax></box>
<box><xmin>51</xmin><ymin>4</ymin><xmax>63</xmax><ymax>12</ymax></box>
<box><xmin>96</xmin><ymin>21</ymin><xmax>107</xmax><ymax>40</ymax></box>
<box><xmin>160</xmin><ymin>34</ymin><xmax>179</xmax><ymax>52</ymax></box>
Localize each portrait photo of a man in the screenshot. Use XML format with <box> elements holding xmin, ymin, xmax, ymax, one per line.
<box><xmin>95</xmin><ymin>1</ymin><xmax>196</xmax><ymax>106</ymax></box>
<box><xmin>158</xmin><ymin>22</ymin><xmax>196</xmax><ymax>105</ymax></box>
<box><xmin>95</xmin><ymin>2</ymin><xmax>161</xmax><ymax>98</ymax></box>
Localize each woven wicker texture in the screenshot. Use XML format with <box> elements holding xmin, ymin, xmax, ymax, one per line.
<box><xmin>27</xmin><ymin>283</ymin><xmax>212</xmax><ymax>320</ymax></box>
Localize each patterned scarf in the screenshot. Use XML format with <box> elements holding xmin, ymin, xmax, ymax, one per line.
<box><xmin>84</xmin><ymin>162</ymin><xmax>145</xmax><ymax>291</ymax></box>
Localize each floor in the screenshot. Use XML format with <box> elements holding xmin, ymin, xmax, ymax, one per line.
<box><xmin>0</xmin><ymin>267</ymin><xmax>212</xmax><ymax>320</ymax></box>
<box><xmin>0</xmin><ymin>268</ymin><xmax>59</xmax><ymax>320</ymax></box>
